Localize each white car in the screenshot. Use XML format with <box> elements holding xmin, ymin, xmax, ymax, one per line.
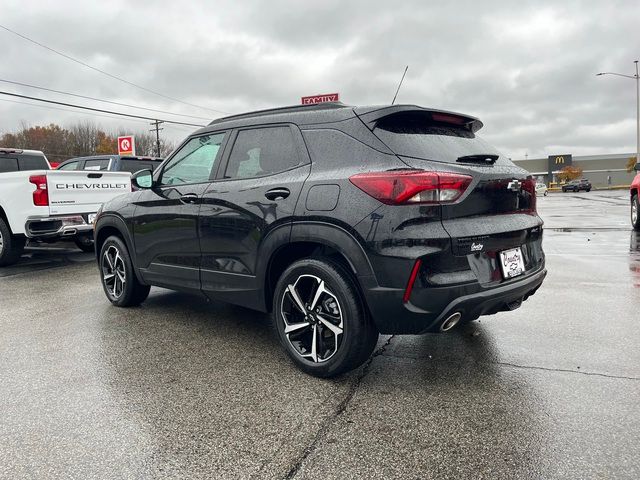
<box><xmin>535</xmin><ymin>182</ymin><xmax>548</xmax><ymax>196</ymax></box>
<box><xmin>0</xmin><ymin>148</ymin><xmax>131</xmax><ymax>266</ymax></box>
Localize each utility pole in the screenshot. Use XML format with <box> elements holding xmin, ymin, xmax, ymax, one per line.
<box><xmin>150</xmin><ymin>120</ymin><xmax>164</xmax><ymax>157</ymax></box>
<box><xmin>596</xmin><ymin>60</ymin><xmax>640</xmax><ymax>166</ymax></box>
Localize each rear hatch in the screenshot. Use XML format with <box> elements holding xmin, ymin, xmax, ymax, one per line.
<box><xmin>46</xmin><ymin>170</ymin><xmax>131</xmax><ymax>215</ymax></box>
<box><xmin>356</xmin><ymin>106</ymin><xmax>544</xmax><ymax>285</ymax></box>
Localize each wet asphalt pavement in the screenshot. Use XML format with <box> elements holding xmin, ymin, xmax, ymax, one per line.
<box><xmin>1</xmin><ymin>191</ymin><xmax>639</xmax><ymax>479</ymax></box>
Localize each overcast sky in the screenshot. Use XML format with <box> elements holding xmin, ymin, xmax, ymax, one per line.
<box><xmin>1</xmin><ymin>0</ymin><xmax>639</xmax><ymax>159</ymax></box>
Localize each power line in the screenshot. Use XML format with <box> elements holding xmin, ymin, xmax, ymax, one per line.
<box><xmin>0</xmin><ymin>90</ymin><xmax>206</xmax><ymax>127</ymax></box>
<box><xmin>0</xmin><ymin>97</ymin><xmax>198</xmax><ymax>134</ymax></box>
<box><xmin>0</xmin><ymin>78</ymin><xmax>212</xmax><ymax>121</ymax></box>
<box><xmin>0</xmin><ymin>97</ymin><xmax>151</xmax><ymax>125</ymax></box>
<box><xmin>0</xmin><ymin>23</ymin><xmax>229</xmax><ymax>115</ymax></box>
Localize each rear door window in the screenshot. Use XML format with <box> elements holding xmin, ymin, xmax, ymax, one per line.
<box><xmin>372</xmin><ymin>111</ymin><xmax>500</xmax><ymax>163</ymax></box>
<box><xmin>84</xmin><ymin>159</ymin><xmax>110</xmax><ymax>171</ymax></box>
<box><xmin>119</xmin><ymin>160</ymin><xmax>161</xmax><ymax>173</ymax></box>
<box><xmin>0</xmin><ymin>158</ymin><xmax>19</xmax><ymax>173</ymax></box>
<box><xmin>18</xmin><ymin>155</ymin><xmax>49</xmax><ymax>171</ymax></box>
<box><xmin>224</xmin><ymin>126</ymin><xmax>301</xmax><ymax>179</ymax></box>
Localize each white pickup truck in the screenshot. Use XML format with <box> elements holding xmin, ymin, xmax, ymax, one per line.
<box><xmin>0</xmin><ymin>148</ymin><xmax>131</xmax><ymax>266</ymax></box>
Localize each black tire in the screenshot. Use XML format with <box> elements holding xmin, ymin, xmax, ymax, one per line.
<box><xmin>632</xmin><ymin>194</ymin><xmax>640</xmax><ymax>231</ymax></box>
<box><xmin>0</xmin><ymin>217</ymin><xmax>24</xmax><ymax>267</ymax></box>
<box><xmin>99</xmin><ymin>235</ymin><xmax>150</xmax><ymax>307</ymax></box>
<box><xmin>74</xmin><ymin>233</ymin><xmax>95</xmax><ymax>253</ymax></box>
<box><xmin>272</xmin><ymin>258</ymin><xmax>378</xmax><ymax>378</ymax></box>
<box><xmin>562</xmin><ymin>187</ymin><xmax>567</xmax><ymax>192</ymax></box>
<box><xmin>544</xmin><ymin>191</ymin><xmax>548</xmax><ymax>196</ymax></box>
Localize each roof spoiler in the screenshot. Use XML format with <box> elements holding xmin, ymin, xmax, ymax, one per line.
<box><xmin>353</xmin><ymin>105</ymin><xmax>484</xmax><ymax>133</ymax></box>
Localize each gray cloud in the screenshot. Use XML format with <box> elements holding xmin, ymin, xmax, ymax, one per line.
<box><xmin>1</xmin><ymin>0</ymin><xmax>639</xmax><ymax>157</ymax></box>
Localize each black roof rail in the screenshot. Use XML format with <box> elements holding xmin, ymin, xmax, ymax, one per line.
<box><xmin>208</xmin><ymin>101</ymin><xmax>349</xmax><ymax>126</ymax></box>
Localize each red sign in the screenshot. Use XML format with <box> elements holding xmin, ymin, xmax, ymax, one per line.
<box><xmin>301</xmin><ymin>93</ymin><xmax>340</xmax><ymax>105</ymax></box>
<box><xmin>117</xmin><ymin>135</ymin><xmax>135</xmax><ymax>156</ymax></box>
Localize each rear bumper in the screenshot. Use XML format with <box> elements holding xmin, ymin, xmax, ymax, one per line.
<box><xmin>360</xmin><ymin>267</ymin><xmax>546</xmax><ymax>334</ymax></box>
<box><xmin>24</xmin><ymin>215</ymin><xmax>93</xmax><ymax>239</ymax></box>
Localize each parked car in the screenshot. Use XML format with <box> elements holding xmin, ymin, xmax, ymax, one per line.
<box><xmin>562</xmin><ymin>178</ymin><xmax>591</xmax><ymax>192</ymax></box>
<box><xmin>57</xmin><ymin>155</ymin><xmax>163</xmax><ymax>173</ymax></box>
<box><xmin>631</xmin><ymin>162</ymin><xmax>640</xmax><ymax>231</ymax></box>
<box><xmin>0</xmin><ymin>147</ymin><xmax>131</xmax><ymax>265</ymax></box>
<box><xmin>535</xmin><ymin>182</ymin><xmax>548</xmax><ymax>196</ymax></box>
<box><xmin>94</xmin><ymin>103</ymin><xmax>546</xmax><ymax>377</ymax></box>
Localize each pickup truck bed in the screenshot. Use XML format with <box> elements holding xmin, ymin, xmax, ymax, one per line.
<box><xmin>0</xmin><ymin>169</ymin><xmax>131</xmax><ymax>265</ymax></box>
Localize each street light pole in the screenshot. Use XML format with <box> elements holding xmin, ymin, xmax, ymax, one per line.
<box><xmin>596</xmin><ymin>61</ymin><xmax>640</xmax><ymax>167</ymax></box>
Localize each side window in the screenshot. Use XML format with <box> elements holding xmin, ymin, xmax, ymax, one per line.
<box><xmin>58</xmin><ymin>161</ymin><xmax>79</xmax><ymax>171</ymax></box>
<box><xmin>0</xmin><ymin>158</ymin><xmax>19</xmax><ymax>173</ymax></box>
<box><xmin>224</xmin><ymin>126</ymin><xmax>301</xmax><ymax>179</ymax></box>
<box><xmin>160</xmin><ymin>133</ymin><xmax>226</xmax><ymax>186</ymax></box>
<box><xmin>84</xmin><ymin>159</ymin><xmax>110</xmax><ymax>171</ymax></box>
<box><xmin>119</xmin><ymin>160</ymin><xmax>160</xmax><ymax>173</ymax></box>
<box><xmin>18</xmin><ymin>155</ymin><xmax>49</xmax><ymax>171</ymax></box>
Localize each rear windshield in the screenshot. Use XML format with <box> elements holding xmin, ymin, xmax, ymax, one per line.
<box><xmin>0</xmin><ymin>158</ymin><xmax>19</xmax><ymax>173</ymax></box>
<box><xmin>119</xmin><ymin>160</ymin><xmax>160</xmax><ymax>173</ymax></box>
<box><xmin>18</xmin><ymin>154</ymin><xmax>49</xmax><ymax>171</ymax></box>
<box><xmin>373</xmin><ymin>112</ymin><xmax>500</xmax><ymax>163</ymax></box>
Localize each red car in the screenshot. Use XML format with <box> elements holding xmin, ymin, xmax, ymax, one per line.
<box><xmin>632</xmin><ymin>162</ymin><xmax>640</xmax><ymax>230</ymax></box>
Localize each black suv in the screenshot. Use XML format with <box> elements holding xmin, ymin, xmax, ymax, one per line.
<box><xmin>94</xmin><ymin>103</ymin><xmax>546</xmax><ymax>377</ymax></box>
<box><xmin>562</xmin><ymin>178</ymin><xmax>591</xmax><ymax>192</ymax></box>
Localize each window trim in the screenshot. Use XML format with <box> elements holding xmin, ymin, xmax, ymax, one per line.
<box><xmin>155</xmin><ymin>130</ymin><xmax>230</xmax><ymax>188</ymax></box>
<box><xmin>215</xmin><ymin>123</ymin><xmax>308</xmax><ymax>182</ymax></box>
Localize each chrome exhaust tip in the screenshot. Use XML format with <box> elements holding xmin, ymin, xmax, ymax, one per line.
<box><xmin>439</xmin><ymin>312</ymin><xmax>462</xmax><ymax>332</ymax></box>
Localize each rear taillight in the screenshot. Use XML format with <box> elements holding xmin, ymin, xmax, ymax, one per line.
<box><xmin>349</xmin><ymin>170</ymin><xmax>472</xmax><ymax>205</ymax></box>
<box><xmin>29</xmin><ymin>174</ymin><xmax>49</xmax><ymax>206</ymax></box>
<box><xmin>522</xmin><ymin>177</ymin><xmax>537</xmax><ymax>213</ymax></box>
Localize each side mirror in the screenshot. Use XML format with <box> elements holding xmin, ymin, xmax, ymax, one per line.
<box><xmin>132</xmin><ymin>169</ymin><xmax>154</xmax><ymax>189</ymax></box>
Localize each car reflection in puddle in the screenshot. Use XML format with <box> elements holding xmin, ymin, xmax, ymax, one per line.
<box><xmin>630</xmin><ymin>231</ymin><xmax>640</xmax><ymax>288</ymax></box>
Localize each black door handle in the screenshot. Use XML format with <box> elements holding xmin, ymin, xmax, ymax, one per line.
<box><xmin>265</xmin><ymin>187</ymin><xmax>290</xmax><ymax>201</ymax></box>
<box><xmin>180</xmin><ymin>194</ymin><xmax>199</xmax><ymax>204</ymax></box>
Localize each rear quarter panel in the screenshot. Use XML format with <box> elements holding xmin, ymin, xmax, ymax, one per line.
<box><xmin>0</xmin><ymin>171</ymin><xmax>50</xmax><ymax>235</ymax></box>
<box><xmin>632</xmin><ymin>173</ymin><xmax>640</xmax><ymax>196</ymax></box>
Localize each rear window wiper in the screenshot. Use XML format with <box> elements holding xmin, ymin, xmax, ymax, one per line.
<box><xmin>456</xmin><ymin>154</ymin><xmax>499</xmax><ymax>164</ymax></box>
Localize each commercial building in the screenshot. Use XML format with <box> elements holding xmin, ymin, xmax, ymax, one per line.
<box><xmin>513</xmin><ymin>152</ymin><xmax>636</xmax><ymax>187</ymax></box>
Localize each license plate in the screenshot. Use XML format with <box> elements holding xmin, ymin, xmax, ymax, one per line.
<box><xmin>499</xmin><ymin>247</ymin><xmax>526</xmax><ymax>279</ymax></box>
<box><xmin>88</xmin><ymin>214</ymin><xmax>97</xmax><ymax>224</ymax></box>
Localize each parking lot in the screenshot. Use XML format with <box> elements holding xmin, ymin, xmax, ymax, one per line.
<box><xmin>1</xmin><ymin>190</ymin><xmax>639</xmax><ymax>479</ymax></box>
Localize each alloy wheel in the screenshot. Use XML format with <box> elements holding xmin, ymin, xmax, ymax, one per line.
<box><xmin>280</xmin><ymin>274</ymin><xmax>344</xmax><ymax>363</ymax></box>
<box><xmin>633</xmin><ymin>200</ymin><xmax>638</xmax><ymax>225</ymax></box>
<box><xmin>102</xmin><ymin>245</ymin><xmax>126</xmax><ymax>299</ymax></box>
<box><xmin>0</xmin><ymin>230</ymin><xmax>4</xmax><ymax>256</ymax></box>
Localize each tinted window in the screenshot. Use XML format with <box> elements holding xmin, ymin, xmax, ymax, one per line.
<box><xmin>84</xmin><ymin>159</ymin><xmax>110</xmax><ymax>171</ymax></box>
<box><xmin>58</xmin><ymin>161</ymin><xmax>79</xmax><ymax>171</ymax></box>
<box><xmin>0</xmin><ymin>158</ymin><xmax>19</xmax><ymax>173</ymax></box>
<box><xmin>160</xmin><ymin>133</ymin><xmax>226</xmax><ymax>186</ymax></box>
<box><xmin>373</xmin><ymin>111</ymin><xmax>501</xmax><ymax>163</ymax></box>
<box><xmin>119</xmin><ymin>160</ymin><xmax>161</xmax><ymax>173</ymax></box>
<box><xmin>225</xmin><ymin>126</ymin><xmax>301</xmax><ymax>179</ymax></box>
<box><xmin>18</xmin><ymin>154</ymin><xmax>49</xmax><ymax>171</ymax></box>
